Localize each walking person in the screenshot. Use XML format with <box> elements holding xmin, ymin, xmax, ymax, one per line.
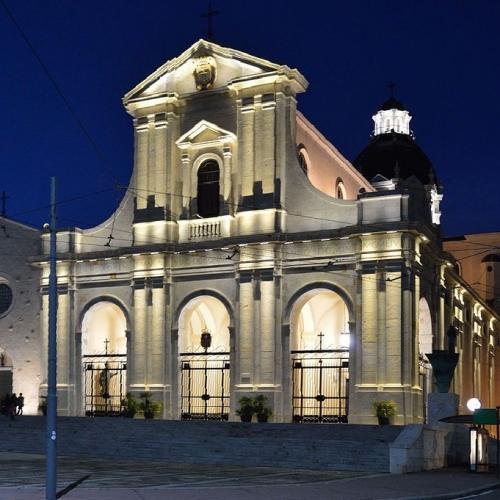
<box><xmin>16</xmin><ymin>393</ymin><xmax>24</xmax><ymax>415</ymax></box>
<box><xmin>7</xmin><ymin>394</ymin><xmax>16</xmax><ymax>420</ymax></box>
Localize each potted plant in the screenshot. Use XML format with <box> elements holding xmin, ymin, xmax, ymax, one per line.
<box><xmin>373</xmin><ymin>400</ymin><xmax>397</xmax><ymax>425</ymax></box>
<box><xmin>253</xmin><ymin>394</ymin><xmax>273</xmax><ymax>423</ymax></box>
<box><xmin>121</xmin><ymin>392</ymin><xmax>138</xmax><ymax>418</ymax></box>
<box><xmin>39</xmin><ymin>396</ymin><xmax>47</xmax><ymax>416</ymax></box>
<box><xmin>139</xmin><ymin>392</ymin><xmax>162</xmax><ymax>419</ymax></box>
<box><xmin>236</xmin><ymin>396</ymin><xmax>255</xmax><ymax>422</ymax></box>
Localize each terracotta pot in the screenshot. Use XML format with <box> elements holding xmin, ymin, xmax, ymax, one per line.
<box><xmin>377</xmin><ymin>415</ymin><xmax>390</xmax><ymax>425</ymax></box>
<box><xmin>144</xmin><ymin>410</ymin><xmax>154</xmax><ymax>419</ymax></box>
<box><xmin>240</xmin><ymin>414</ymin><xmax>252</xmax><ymax>422</ymax></box>
<box><xmin>257</xmin><ymin>414</ymin><xmax>269</xmax><ymax>423</ymax></box>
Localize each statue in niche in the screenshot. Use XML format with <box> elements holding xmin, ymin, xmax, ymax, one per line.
<box><xmin>98</xmin><ymin>362</ymin><xmax>117</xmax><ymax>399</ymax></box>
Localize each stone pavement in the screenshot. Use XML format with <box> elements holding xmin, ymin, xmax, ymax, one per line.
<box><xmin>0</xmin><ymin>453</ymin><xmax>499</xmax><ymax>500</ymax></box>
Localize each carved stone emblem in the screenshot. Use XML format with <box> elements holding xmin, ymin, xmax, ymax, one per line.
<box><xmin>192</xmin><ymin>56</ymin><xmax>216</xmax><ymax>91</ymax></box>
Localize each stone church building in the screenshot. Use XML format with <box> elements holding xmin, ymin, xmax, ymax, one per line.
<box><xmin>1</xmin><ymin>39</ymin><xmax>498</xmax><ymax>424</ymax></box>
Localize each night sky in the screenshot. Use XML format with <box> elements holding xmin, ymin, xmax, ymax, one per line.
<box><xmin>0</xmin><ymin>0</ymin><xmax>498</xmax><ymax>236</ymax></box>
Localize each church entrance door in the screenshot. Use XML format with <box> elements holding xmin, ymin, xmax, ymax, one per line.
<box><xmin>180</xmin><ymin>352</ymin><xmax>230</xmax><ymax>420</ymax></box>
<box><xmin>81</xmin><ymin>301</ymin><xmax>128</xmax><ymax>416</ymax></box>
<box><xmin>292</xmin><ymin>350</ymin><xmax>348</xmax><ymax>423</ymax></box>
<box><xmin>178</xmin><ymin>295</ymin><xmax>231</xmax><ymax>420</ymax></box>
<box><xmin>83</xmin><ymin>355</ymin><xmax>126</xmax><ymax>416</ymax></box>
<box><xmin>290</xmin><ymin>288</ymin><xmax>350</xmax><ymax>423</ymax></box>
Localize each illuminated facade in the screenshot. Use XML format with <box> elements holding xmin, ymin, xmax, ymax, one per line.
<box><xmin>16</xmin><ymin>39</ymin><xmax>498</xmax><ymax>422</ymax></box>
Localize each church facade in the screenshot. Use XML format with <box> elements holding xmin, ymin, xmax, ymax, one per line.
<box><xmin>11</xmin><ymin>39</ymin><xmax>497</xmax><ymax>423</ymax></box>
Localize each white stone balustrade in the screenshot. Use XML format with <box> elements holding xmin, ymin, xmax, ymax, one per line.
<box><xmin>189</xmin><ymin>220</ymin><xmax>221</xmax><ymax>239</ymax></box>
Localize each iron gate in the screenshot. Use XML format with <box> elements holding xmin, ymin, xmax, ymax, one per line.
<box><xmin>180</xmin><ymin>352</ymin><xmax>230</xmax><ymax>420</ymax></box>
<box><xmin>292</xmin><ymin>350</ymin><xmax>349</xmax><ymax>423</ymax></box>
<box><xmin>83</xmin><ymin>355</ymin><xmax>126</xmax><ymax>416</ymax></box>
<box><xmin>419</xmin><ymin>355</ymin><xmax>432</xmax><ymax>423</ymax></box>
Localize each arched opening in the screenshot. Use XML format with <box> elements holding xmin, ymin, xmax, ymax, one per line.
<box><xmin>481</xmin><ymin>254</ymin><xmax>500</xmax><ymax>306</ymax></box>
<box><xmin>178</xmin><ymin>295</ymin><xmax>230</xmax><ymax>420</ymax></box>
<box><xmin>336</xmin><ymin>177</ymin><xmax>346</xmax><ymax>200</ymax></box>
<box><xmin>297</xmin><ymin>144</ymin><xmax>309</xmax><ymax>176</ymax></box>
<box><xmin>290</xmin><ymin>288</ymin><xmax>350</xmax><ymax>423</ymax></box>
<box><xmin>197</xmin><ymin>160</ymin><xmax>220</xmax><ymax>218</ymax></box>
<box><xmin>81</xmin><ymin>301</ymin><xmax>127</xmax><ymax>416</ymax></box>
<box><xmin>418</xmin><ymin>297</ymin><xmax>433</xmax><ymax>422</ymax></box>
<box><xmin>0</xmin><ymin>348</ymin><xmax>13</xmax><ymax>402</ymax></box>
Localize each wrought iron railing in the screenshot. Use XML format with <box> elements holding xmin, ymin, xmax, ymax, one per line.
<box><xmin>180</xmin><ymin>351</ymin><xmax>230</xmax><ymax>421</ymax></box>
<box><xmin>83</xmin><ymin>354</ymin><xmax>127</xmax><ymax>416</ymax></box>
<box><xmin>292</xmin><ymin>349</ymin><xmax>349</xmax><ymax>423</ymax></box>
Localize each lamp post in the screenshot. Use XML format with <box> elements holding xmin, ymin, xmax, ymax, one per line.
<box><xmin>200</xmin><ymin>330</ymin><xmax>212</xmax><ymax>419</ymax></box>
<box><xmin>46</xmin><ymin>177</ymin><xmax>58</xmax><ymax>499</ymax></box>
<box><xmin>467</xmin><ymin>398</ymin><xmax>489</xmax><ymax>473</ymax></box>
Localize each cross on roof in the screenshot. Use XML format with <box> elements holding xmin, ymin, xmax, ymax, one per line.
<box><xmin>104</xmin><ymin>338</ymin><xmax>110</xmax><ymax>355</ymax></box>
<box><xmin>201</xmin><ymin>2</ymin><xmax>220</xmax><ymax>41</ymax></box>
<box><xmin>388</xmin><ymin>81</ymin><xmax>397</xmax><ymax>98</ymax></box>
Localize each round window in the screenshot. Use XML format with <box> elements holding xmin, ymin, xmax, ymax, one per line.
<box><xmin>0</xmin><ymin>284</ymin><xmax>13</xmax><ymax>315</ymax></box>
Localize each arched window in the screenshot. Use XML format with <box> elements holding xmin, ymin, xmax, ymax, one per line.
<box><xmin>297</xmin><ymin>145</ymin><xmax>308</xmax><ymax>176</ymax></box>
<box><xmin>197</xmin><ymin>160</ymin><xmax>220</xmax><ymax>218</ymax></box>
<box><xmin>0</xmin><ymin>279</ymin><xmax>13</xmax><ymax>317</ymax></box>
<box><xmin>336</xmin><ymin>177</ymin><xmax>346</xmax><ymax>199</ymax></box>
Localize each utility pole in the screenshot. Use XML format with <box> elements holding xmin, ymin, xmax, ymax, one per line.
<box><xmin>46</xmin><ymin>177</ymin><xmax>58</xmax><ymax>500</ymax></box>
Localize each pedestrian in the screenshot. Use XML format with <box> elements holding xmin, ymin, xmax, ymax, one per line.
<box><xmin>8</xmin><ymin>393</ymin><xmax>16</xmax><ymax>420</ymax></box>
<box><xmin>0</xmin><ymin>394</ymin><xmax>7</xmax><ymax>415</ymax></box>
<box><xmin>16</xmin><ymin>393</ymin><xmax>24</xmax><ymax>415</ymax></box>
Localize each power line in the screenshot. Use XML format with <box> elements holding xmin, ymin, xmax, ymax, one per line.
<box><xmin>0</xmin><ymin>1</ymin><xmax>121</xmax><ymax>185</ymax></box>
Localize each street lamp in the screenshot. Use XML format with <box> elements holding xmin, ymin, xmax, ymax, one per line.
<box><xmin>470</xmin><ymin>425</ymin><xmax>488</xmax><ymax>472</ymax></box>
<box><xmin>200</xmin><ymin>329</ymin><xmax>212</xmax><ymax>419</ymax></box>
<box><xmin>467</xmin><ymin>398</ymin><xmax>481</xmax><ymax>412</ymax></box>
<box><xmin>467</xmin><ymin>398</ymin><xmax>488</xmax><ymax>472</ymax></box>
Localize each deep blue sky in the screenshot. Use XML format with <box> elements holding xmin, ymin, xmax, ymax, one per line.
<box><xmin>1</xmin><ymin>0</ymin><xmax>498</xmax><ymax>236</ymax></box>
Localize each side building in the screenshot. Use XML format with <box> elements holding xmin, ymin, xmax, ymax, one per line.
<box><xmin>0</xmin><ymin>216</ymin><xmax>41</xmax><ymax>413</ymax></box>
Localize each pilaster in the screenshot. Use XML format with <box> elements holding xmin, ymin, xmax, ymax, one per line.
<box><xmin>238</xmin><ymin>97</ymin><xmax>255</xmax><ymax>200</ymax></box>
<box><xmin>134</xmin><ymin>117</ymin><xmax>150</xmax><ymax>209</ymax></box>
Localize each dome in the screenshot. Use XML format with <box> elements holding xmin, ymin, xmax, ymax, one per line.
<box><xmin>353</xmin><ymin>131</ymin><xmax>437</xmax><ymax>185</ymax></box>
<box><xmin>380</xmin><ymin>97</ymin><xmax>406</xmax><ymax>111</ymax></box>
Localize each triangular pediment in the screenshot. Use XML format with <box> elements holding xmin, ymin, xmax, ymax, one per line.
<box><xmin>176</xmin><ymin>120</ymin><xmax>236</xmax><ymax>147</ymax></box>
<box><xmin>124</xmin><ymin>39</ymin><xmax>307</xmax><ymax>102</ymax></box>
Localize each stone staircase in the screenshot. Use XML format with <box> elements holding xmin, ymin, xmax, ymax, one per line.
<box><xmin>0</xmin><ymin>417</ymin><xmax>403</xmax><ymax>472</ymax></box>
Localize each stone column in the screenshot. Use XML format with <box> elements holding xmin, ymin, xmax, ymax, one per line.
<box><xmin>253</xmin><ymin>273</ymin><xmax>261</xmax><ymax>384</ymax></box>
<box><xmin>376</xmin><ymin>268</ymin><xmax>387</xmax><ymax>386</ymax></box>
<box><xmin>75</xmin><ymin>330</ymin><xmax>82</xmax><ymax>415</ymax></box>
<box><xmin>238</xmin><ymin>97</ymin><xmax>255</xmax><ymax>200</ymax></box>
<box><xmin>222</xmin><ymin>146</ymin><xmax>232</xmax><ymax>209</ymax></box>
<box><xmin>134</xmin><ymin>118</ymin><xmax>149</xmax><ymax>209</ymax></box>
<box><xmin>237</xmin><ymin>271</ymin><xmax>254</xmax><ymax>391</ymax></box>
<box><xmin>148</xmin><ymin>277</ymin><xmax>166</xmax><ymax>404</ymax></box>
<box><xmin>56</xmin><ymin>286</ymin><xmax>70</xmax><ymax>415</ymax></box>
<box><xmin>259</xmin><ymin>270</ymin><xmax>276</xmax><ymax>387</ymax></box>
<box><xmin>401</xmin><ymin>266</ymin><xmax>416</xmax><ymax>423</ymax></box>
<box><xmin>385</xmin><ymin>269</ymin><xmax>402</xmax><ymax>386</ymax></box>
<box><xmin>260</xmin><ymin>96</ymin><xmax>276</xmax><ymax>196</ymax></box>
<box><xmin>166</xmin><ymin>111</ymin><xmax>180</xmax><ymax>219</ymax></box>
<box><xmin>154</xmin><ymin>114</ymin><xmax>167</xmax><ymax>207</ymax></box>
<box><xmin>130</xmin><ymin>278</ymin><xmax>147</xmax><ymax>397</ymax></box>
<box><xmin>181</xmin><ymin>153</ymin><xmax>191</xmax><ymax>217</ymax></box>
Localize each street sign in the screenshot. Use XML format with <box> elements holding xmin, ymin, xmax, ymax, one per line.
<box><xmin>473</xmin><ymin>408</ymin><xmax>498</xmax><ymax>425</ymax></box>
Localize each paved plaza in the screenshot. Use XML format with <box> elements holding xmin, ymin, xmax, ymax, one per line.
<box><xmin>1</xmin><ymin>453</ymin><xmax>500</xmax><ymax>500</ymax></box>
